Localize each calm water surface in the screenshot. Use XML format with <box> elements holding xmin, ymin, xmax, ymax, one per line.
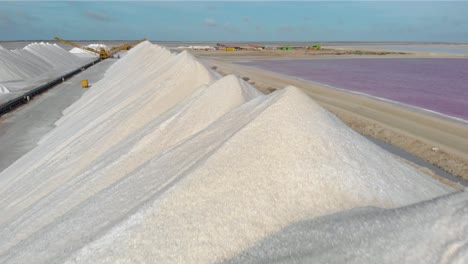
<box><xmin>238</xmin><ymin>58</ymin><xmax>468</xmax><ymax>121</ymax></box>
<box><xmin>335</xmin><ymin>45</ymin><xmax>468</xmax><ymax>55</ymax></box>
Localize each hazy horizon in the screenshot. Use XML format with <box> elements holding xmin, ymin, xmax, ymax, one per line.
<box><xmin>1</xmin><ymin>1</ymin><xmax>467</xmax><ymax>43</ymax></box>
<box><xmin>2</xmin><ymin>40</ymin><xmax>468</xmax><ymax>45</ymax></box>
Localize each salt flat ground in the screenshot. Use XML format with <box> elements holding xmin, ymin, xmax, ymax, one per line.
<box><xmin>0</xmin><ymin>59</ymin><xmax>117</xmax><ymax>172</ymax></box>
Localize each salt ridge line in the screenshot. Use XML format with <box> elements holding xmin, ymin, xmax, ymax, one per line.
<box><xmin>0</xmin><ymin>41</ymin><xmax>461</xmax><ymax>263</ymax></box>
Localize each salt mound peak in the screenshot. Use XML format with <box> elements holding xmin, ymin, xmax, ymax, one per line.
<box><xmin>123</xmin><ymin>40</ymin><xmax>153</xmax><ymax>55</ymax></box>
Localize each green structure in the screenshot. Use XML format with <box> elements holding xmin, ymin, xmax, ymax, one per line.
<box><xmin>308</xmin><ymin>45</ymin><xmax>321</xmax><ymax>50</ymax></box>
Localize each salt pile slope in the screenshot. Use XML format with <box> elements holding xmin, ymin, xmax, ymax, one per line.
<box><xmin>0</xmin><ymin>84</ymin><xmax>9</xmax><ymax>93</ymax></box>
<box><xmin>224</xmin><ymin>190</ymin><xmax>468</xmax><ymax>264</ymax></box>
<box><xmin>11</xmin><ymin>48</ymin><xmax>52</xmax><ymax>76</ymax></box>
<box><xmin>0</xmin><ymin>41</ymin><xmax>462</xmax><ymax>264</ymax></box>
<box><xmin>23</xmin><ymin>43</ymin><xmax>85</xmax><ymax>70</ymax></box>
<box><xmin>0</xmin><ymin>46</ymin><xmax>34</xmax><ymax>82</ymax></box>
<box><xmin>63</xmin><ymin>86</ymin><xmax>453</xmax><ymax>264</ymax></box>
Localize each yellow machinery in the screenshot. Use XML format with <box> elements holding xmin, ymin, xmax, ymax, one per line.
<box><xmin>81</xmin><ymin>80</ymin><xmax>89</xmax><ymax>88</ymax></box>
<box><xmin>110</xmin><ymin>39</ymin><xmax>147</xmax><ymax>53</ymax></box>
<box><xmin>54</xmin><ymin>37</ymin><xmax>147</xmax><ymax>59</ymax></box>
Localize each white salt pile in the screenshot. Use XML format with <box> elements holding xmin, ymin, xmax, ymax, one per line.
<box><xmin>0</xmin><ymin>84</ymin><xmax>9</xmax><ymax>93</ymax></box>
<box><xmin>0</xmin><ymin>42</ymin><xmax>92</xmax><ymax>94</ymax></box>
<box><xmin>86</xmin><ymin>43</ymin><xmax>108</xmax><ymax>51</ymax></box>
<box><xmin>69</xmin><ymin>43</ymin><xmax>108</xmax><ymax>58</ymax></box>
<box><xmin>0</xmin><ymin>45</ymin><xmax>35</xmax><ymax>82</ymax></box>
<box><xmin>0</xmin><ymin>41</ymin><xmax>465</xmax><ymax>264</ymax></box>
<box><xmin>69</xmin><ymin>47</ymin><xmax>96</xmax><ymax>57</ymax></box>
<box><xmin>24</xmin><ymin>43</ymin><xmax>85</xmax><ymax>70</ymax></box>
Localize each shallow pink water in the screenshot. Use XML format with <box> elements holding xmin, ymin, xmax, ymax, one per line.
<box><xmin>239</xmin><ymin>58</ymin><xmax>468</xmax><ymax>121</ymax></box>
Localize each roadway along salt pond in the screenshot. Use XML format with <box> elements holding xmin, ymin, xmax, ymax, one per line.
<box><xmin>0</xmin><ymin>58</ymin><xmax>118</xmax><ymax>173</ymax></box>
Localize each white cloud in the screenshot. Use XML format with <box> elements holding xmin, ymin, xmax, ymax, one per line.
<box><xmin>203</xmin><ymin>18</ymin><xmax>217</xmax><ymax>27</ymax></box>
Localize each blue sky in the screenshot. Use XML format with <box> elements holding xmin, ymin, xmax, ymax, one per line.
<box><xmin>1</xmin><ymin>1</ymin><xmax>467</xmax><ymax>42</ymax></box>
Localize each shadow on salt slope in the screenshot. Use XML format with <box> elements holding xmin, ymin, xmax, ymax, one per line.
<box><xmin>366</xmin><ymin>136</ymin><xmax>468</xmax><ymax>187</ymax></box>
<box><xmin>221</xmin><ymin>190</ymin><xmax>468</xmax><ymax>264</ymax></box>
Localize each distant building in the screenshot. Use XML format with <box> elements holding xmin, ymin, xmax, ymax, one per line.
<box><xmin>216</xmin><ymin>43</ymin><xmax>263</xmax><ymax>50</ymax></box>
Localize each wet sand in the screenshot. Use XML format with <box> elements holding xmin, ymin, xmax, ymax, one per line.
<box><xmin>198</xmin><ymin>55</ymin><xmax>468</xmax><ymax>183</ymax></box>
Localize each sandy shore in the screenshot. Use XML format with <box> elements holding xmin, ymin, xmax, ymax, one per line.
<box><xmin>197</xmin><ymin>54</ymin><xmax>468</xmax><ymax>183</ymax></box>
